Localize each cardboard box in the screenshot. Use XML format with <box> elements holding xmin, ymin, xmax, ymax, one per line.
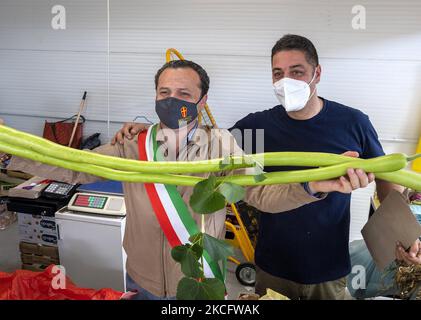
<box><xmin>18</xmin><ymin>224</ymin><xmax>58</xmax><ymax>246</ymax></box>
<box><xmin>21</xmin><ymin>253</ymin><xmax>59</xmax><ymax>265</ymax></box>
<box><xmin>0</xmin><ymin>173</ymin><xmax>24</xmax><ymax>196</ymax></box>
<box><xmin>362</xmin><ymin>190</ymin><xmax>421</xmax><ymax>270</ymax></box>
<box><xmin>22</xmin><ymin>263</ymin><xmax>49</xmax><ymax>272</ymax></box>
<box><xmin>0</xmin><ymin>172</ymin><xmax>26</xmax><ymax>185</ymax></box>
<box><xmin>19</xmin><ymin>241</ymin><xmax>59</xmax><ymax>258</ymax></box>
<box><xmin>17</xmin><ymin>212</ymin><xmax>56</xmax><ymax>233</ymax></box>
<box><xmin>6</xmin><ymin>170</ymin><xmax>33</xmax><ymax>180</ymax></box>
<box><xmin>8</xmin><ymin>176</ymin><xmax>49</xmax><ymax>199</ymax></box>
<box><xmin>0</xmin><ymin>182</ymin><xmax>16</xmax><ymax>196</ymax></box>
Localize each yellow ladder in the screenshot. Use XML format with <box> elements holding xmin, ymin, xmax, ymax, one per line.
<box><xmin>413</xmin><ymin>137</ymin><xmax>421</xmax><ymax>173</ymax></box>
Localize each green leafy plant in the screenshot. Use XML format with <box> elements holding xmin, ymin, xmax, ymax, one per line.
<box><xmin>175</xmin><ymin>161</ymin><xmax>256</xmax><ymax>300</ymax></box>
<box><xmin>189</xmin><ymin>175</ymin><xmax>246</xmax><ymax>214</ymax></box>
<box><xmin>172</xmin><ymin>232</ymin><xmax>234</xmax><ymax>300</ymax></box>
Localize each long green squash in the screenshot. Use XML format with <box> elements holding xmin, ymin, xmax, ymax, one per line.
<box><xmin>0</xmin><ymin>125</ymin><xmax>253</xmax><ymax>174</ymax></box>
<box><xmin>0</xmin><ymin>124</ymin><xmax>416</xmax><ymax>174</ymax></box>
<box><xmin>0</xmin><ymin>140</ymin><xmax>201</xmax><ymax>186</ymax></box>
<box><xmin>1</xmin><ymin>124</ymin><xmax>420</xmax><ymax>190</ymax></box>
<box><xmin>376</xmin><ymin>170</ymin><xmax>421</xmax><ymax>192</ymax></box>
<box><xmin>1</xmin><ymin>140</ymin><xmax>417</xmax><ymax>189</ymax></box>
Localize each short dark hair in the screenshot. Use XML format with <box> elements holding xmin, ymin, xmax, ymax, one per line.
<box><xmin>271</xmin><ymin>34</ymin><xmax>319</xmax><ymax>68</ymax></box>
<box><xmin>154</xmin><ymin>60</ymin><xmax>210</xmax><ymax>96</ymax></box>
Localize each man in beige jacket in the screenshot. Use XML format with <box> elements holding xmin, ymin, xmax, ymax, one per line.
<box><xmin>0</xmin><ymin>60</ymin><xmax>374</xmax><ymax>299</ymax></box>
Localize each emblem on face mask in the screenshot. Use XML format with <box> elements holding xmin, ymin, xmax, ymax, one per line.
<box><xmin>155</xmin><ymin>97</ymin><xmax>199</xmax><ymax>129</ymax></box>
<box><xmin>180</xmin><ymin>106</ymin><xmax>188</xmax><ymax>118</ymax></box>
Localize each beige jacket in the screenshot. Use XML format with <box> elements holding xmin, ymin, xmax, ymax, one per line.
<box><xmin>8</xmin><ymin>126</ymin><xmax>322</xmax><ymax>297</ymax></box>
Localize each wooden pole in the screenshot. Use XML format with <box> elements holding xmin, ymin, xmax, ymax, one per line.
<box><xmin>68</xmin><ymin>91</ymin><xmax>87</xmax><ymax>148</ymax></box>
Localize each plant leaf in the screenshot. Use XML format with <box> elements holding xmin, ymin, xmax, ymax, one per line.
<box><xmin>190</xmin><ymin>243</ymin><xmax>203</xmax><ymax>260</ymax></box>
<box><xmin>188</xmin><ymin>233</ymin><xmax>204</xmax><ymax>260</ymax></box>
<box><xmin>171</xmin><ymin>245</ymin><xmax>189</xmax><ymax>263</ymax></box>
<box><xmin>171</xmin><ymin>245</ymin><xmax>202</xmax><ymax>278</ymax></box>
<box><xmin>218</xmin><ymin>182</ymin><xmax>245</xmax><ymax>204</ymax></box>
<box><xmin>181</xmin><ymin>251</ymin><xmax>202</xmax><ymax>278</ymax></box>
<box><xmin>189</xmin><ymin>232</ymin><xmax>203</xmax><ymax>244</ymax></box>
<box><xmin>176</xmin><ymin>277</ymin><xmax>225</xmax><ymax>300</ymax></box>
<box><xmin>200</xmin><ymin>278</ymin><xmax>226</xmax><ymax>300</ymax></box>
<box><xmin>177</xmin><ymin>277</ymin><xmax>200</xmax><ymax>300</ymax></box>
<box><xmin>202</xmin><ymin>233</ymin><xmax>234</xmax><ymax>263</ymax></box>
<box><xmin>190</xmin><ymin>176</ymin><xmax>226</xmax><ymax>214</ymax></box>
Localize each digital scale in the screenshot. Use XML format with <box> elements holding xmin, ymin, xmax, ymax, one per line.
<box><xmin>67</xmin><ymin>192</ymin><xmax>126</xmax><ymax>217</ymax></box>
<box><xmin>55</xmin><ymin>182</ymin><xmax>127</xmax><ymax>291</ymax></box>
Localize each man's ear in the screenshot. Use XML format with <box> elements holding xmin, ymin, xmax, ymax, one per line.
<box><xmin>315</xmin><ymin>65</ymin><xmax>322</xmax><ymax>85</ymax></box>
<box><xmin>197</xmin><ymin>94</ymin><xmax>208</xmax><ymax>112</ymax></box>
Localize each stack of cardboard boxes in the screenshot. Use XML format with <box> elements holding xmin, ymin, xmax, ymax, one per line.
<box><xmin>19</xmin><ymin>242</ymin><xmax>59</xmax><ymax>271</ymax></box>
<box><xmin>16</xmin><ymin>212</ymin><xmax>60</xmax><ymax>272</ymax></box>
<box><xmin>17</xmin><ymin>212</ymin><xmax>58</xmax><ymax>247</ymax></box>
<box><xmin>7</xmin><ymin>177</ymin><xmax>63</xmax><ymax>272</ymax></box>
<box><xmin>3</xmin><ymin>175</ymin><xmax>63</xmax><ymax>271</ymax></box>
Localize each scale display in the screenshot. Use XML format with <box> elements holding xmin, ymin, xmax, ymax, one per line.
<box><xmin>73</xmin><ymin>194</ymin><xmax>108</xmax><ymax>209</ymax></box>
<box><xmin>68</xmin><ymin>193</ymin><xmax>126</xmax><ymax>217</ymax></box>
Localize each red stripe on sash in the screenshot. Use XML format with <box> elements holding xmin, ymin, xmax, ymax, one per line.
<box><xmin>138</xmin><ymin>131</ymin><xmax>181</xmax><ymax>247</ymax></box>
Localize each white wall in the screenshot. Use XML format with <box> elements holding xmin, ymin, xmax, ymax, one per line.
<box><xmin>1</xmin><ymin>0</ymin><xmax>420</xmax><ymax>240</ymax></box>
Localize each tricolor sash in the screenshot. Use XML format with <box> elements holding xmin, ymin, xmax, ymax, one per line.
<box><xmin>138</xmin><ymin>124</ymin><xmax>224</xmax><ymax>282</ymax></box>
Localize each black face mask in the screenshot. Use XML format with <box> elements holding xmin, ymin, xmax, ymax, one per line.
<box><xmin>155</xmin><ymin>97</ymin><xmax>199</xmax><ymax>129</ymax></box>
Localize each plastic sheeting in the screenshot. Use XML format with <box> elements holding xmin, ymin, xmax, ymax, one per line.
<box><xmin>0</xmin><ymin>265</ymin><xmax>123</xmax><ymax>300</ymax></box>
